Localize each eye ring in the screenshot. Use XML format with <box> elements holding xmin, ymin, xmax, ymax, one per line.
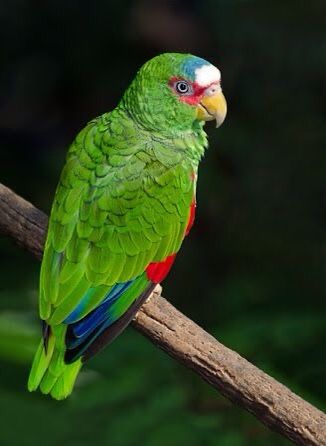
<box><xmin>175</xmin><ymin>80</ymin><xmax>190</xmax><ymax>95</ymax></box>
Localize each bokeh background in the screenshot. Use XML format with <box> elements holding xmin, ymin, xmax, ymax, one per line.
<box><xmin>1</xmin><ymin>1</ymin><xmax>325</xmax><ymax>445</ymax></box>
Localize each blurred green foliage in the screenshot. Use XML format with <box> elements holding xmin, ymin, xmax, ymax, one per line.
<box><xmin>0</xmin><ymin>1</ymin><xmax>325</xmax><ymax>445</ymax></box>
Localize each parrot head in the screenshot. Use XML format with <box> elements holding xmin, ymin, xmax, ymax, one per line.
<box><xmin>121</xmin><ymin>53</ymin><xmax>227</xmax><ymax>133</ymax></box>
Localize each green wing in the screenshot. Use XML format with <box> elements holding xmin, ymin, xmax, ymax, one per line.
<box><xmin>40</xmin><ymin>114</ymin><xmax>195</xmax><ymax>326</ymax></box>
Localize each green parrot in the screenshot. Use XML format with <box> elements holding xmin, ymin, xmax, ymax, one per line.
<box><xmin>28</xmin><ymin>53</ymin><xmax>227</xmax><ymax>400</ymax></box>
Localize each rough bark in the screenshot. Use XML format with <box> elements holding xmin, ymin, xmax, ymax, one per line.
<box><xmin>0</xmin><ymin>182</ymin><xmax>325</xmax><ymax>446</ymax></box>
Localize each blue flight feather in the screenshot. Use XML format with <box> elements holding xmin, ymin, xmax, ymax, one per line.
<box><xmin>63</xmin><ymin>280</ymin><xmax>131</xmax><ymax>325</ymax></box>
<box><xmin>64</xmin><ymin>280</ymin><xmax>135</xmax><ymax>347</ymax></box>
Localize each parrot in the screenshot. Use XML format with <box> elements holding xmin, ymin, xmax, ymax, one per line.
<box><xmin>27</xmin><ymin>53</ymin><xmax>227</xmax><ymax>400</ymax></box>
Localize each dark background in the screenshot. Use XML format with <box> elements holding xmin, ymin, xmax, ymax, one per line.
<box><xmin>0</xmin><ymin>1</ymin><xmax>325</xmax><ymax>445</ymax></box>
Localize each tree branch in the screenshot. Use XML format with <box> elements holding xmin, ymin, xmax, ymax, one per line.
<box><xmin>0</xmin><ymin>182</ymin><xmax>325</xmax><ymax>446</ymax></box>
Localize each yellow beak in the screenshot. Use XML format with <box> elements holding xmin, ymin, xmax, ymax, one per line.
<box><xmin>196</xmin><ymin>90</ymin><xmax>227</xmax><ymax>128</ymax></box>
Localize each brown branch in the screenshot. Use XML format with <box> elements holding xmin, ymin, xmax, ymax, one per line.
<box><xmin>0</xmin><ymin>182</ymin><xmax>325</xmax><ymax>446</ymax></box>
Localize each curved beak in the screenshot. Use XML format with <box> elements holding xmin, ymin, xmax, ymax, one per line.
<box><xmin>196</xmin><ymin>88</ymin><xmax>227</xmax><ymax>128</ymax></box>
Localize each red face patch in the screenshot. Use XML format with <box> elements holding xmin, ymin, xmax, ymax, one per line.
<box><xmin>168</xmin><ymin>76</ymin><xmax>218</xmax><ymax>106</ymax></box>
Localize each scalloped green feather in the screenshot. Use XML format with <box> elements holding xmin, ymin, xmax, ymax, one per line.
<box><xmin>103</xmin><ymin>252</ymin><xmax>126</xmax><ymax>285</ymax></box>
<box><xmin>76</xmin><ymin>220</ymin><xmax>93</xmax><ymax>239</ymax></box>
<box><xmin>59</xmin><ymin>258</ymin><xmax>84</xmax><ymax>284</ymax></box>
<box><xmin>57</xmin><ymin>266</ymin><xmax>85</xmax><ymax>303</ymax></box>
<box><xmin>66</xmin><ymin>235</ymin><xmax>89</xmax><ymax>263</ymax></box>
<box><xmin>51</xmin><ymin>220</ymin><xmax>75</xmax><ymax>252</ymax></box>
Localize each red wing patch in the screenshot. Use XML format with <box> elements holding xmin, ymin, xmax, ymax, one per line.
<box><xmin>146</xmin><ymin>254</ymin><xmax>177</xmax><ymax>283</ymax></box>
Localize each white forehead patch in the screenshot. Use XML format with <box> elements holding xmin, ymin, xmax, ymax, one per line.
<box><xmin>195</xmin><ymin>64</ymin><xmax>221</xmax><ymax>87</ymax></box>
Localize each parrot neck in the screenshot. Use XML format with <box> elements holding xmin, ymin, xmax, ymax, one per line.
<box><xmin>114</xmin><ymin>104</ymin><xmax>208</xmax><ymax>164</ymax></box>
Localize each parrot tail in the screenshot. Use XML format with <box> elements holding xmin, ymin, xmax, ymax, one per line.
<box><xmin>27</xmin><ymin>324</ymin><xmax>82</xmax><ymax>400</ymax></box>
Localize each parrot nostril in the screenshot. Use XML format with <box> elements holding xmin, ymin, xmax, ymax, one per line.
<box><xmin>205</xmin><ymin>82</ymin><xmax>221</xmax><ymax>97</ymax></box>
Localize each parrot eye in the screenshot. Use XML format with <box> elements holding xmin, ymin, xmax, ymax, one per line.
<box><xmin>175</xmin><ymin>80</ymin><xmax>191</xmax><ymax>95</ymax></box>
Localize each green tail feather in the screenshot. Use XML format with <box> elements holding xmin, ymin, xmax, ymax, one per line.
<box><xmin>28</xmin><ymin>325</ymin><xmax>82</xmax><ymax>400</ymax></box>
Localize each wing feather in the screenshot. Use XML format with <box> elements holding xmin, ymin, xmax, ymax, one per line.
<box><xmin>41</xmin><ymin>119</ymin><xmax>195</xmax><ymax>336</ymax></box>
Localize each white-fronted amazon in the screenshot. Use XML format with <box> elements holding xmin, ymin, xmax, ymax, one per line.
<box><xmin>28</xmin><ymin>53</ymin><xmax>227</xmax><ymax>399</ymax></box>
